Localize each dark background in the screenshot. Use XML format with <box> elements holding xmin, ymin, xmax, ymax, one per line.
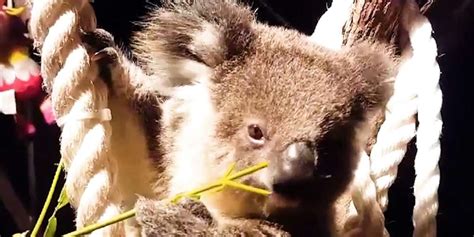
<box><xmin>1</xmin><ymin>0</ymin><xmax>473</xmax><ymax>236</ymax></box>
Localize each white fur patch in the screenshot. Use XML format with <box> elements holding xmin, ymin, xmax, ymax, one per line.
<box><xmin>172</xmin><ymin>59</ymin><xmax>213</xmax><ymax>86</ymax></box>
<box><xmin>191</xmin><ymin>23</ymin><xmax>220</xmax><ymax>50</ymax></box>
<box><xmin>287</xmin><ymin>143</ymin><xmax>298</xmax><ymax>161</ymax></box>
<box><xmin>165</xmin><ymin>82</ymin><xmax>218</xmax><ymax>196</ymax></box>
<box><xmin>108</xmin><ymin>97</ymin><xmax>158</xmax><ymax>203</ymax></box>
<box><xmin>189</xmin><ymin>23</ymin><xmax>224</xmax><ymax>67</ymax></box>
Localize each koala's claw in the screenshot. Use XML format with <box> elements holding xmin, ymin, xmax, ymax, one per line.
<box><xmin>175</xmin><ymin>198</ymin><xmax>214</xmax><ymax>221</ymax></box>
<box><xmin>79</xmin><ymin>28</ymin><xmax>123</xmax><ymax>88</ymax></box>
<box><xmin>80</xmin><ymin>28</ymin><xmax>115</xmax><ymax>53</ymax></box>
<box><xmin>92</xmin><ymin>47</ymin><xmax>120</xmax><ymax>66</ymax></box>
<box><xmin>80</xmin><ymin>28</ymin><xmax>120</xmax><ymax>67</ymax></box>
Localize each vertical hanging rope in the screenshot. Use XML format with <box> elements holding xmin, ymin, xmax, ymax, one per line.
<box><xmin>311</xmin><ymin>0</ymin><xmax>388</xmax><ymax>236</ymax></box>
<box><xmin>346</xmin><ymin>151</ymin><xmax>389</xmax><ymax>236</ymax></box>
<box><xmin>402</xmin><ymin>1</ymin><xmax>442</xmax><ymax>236</ymax></box>
<box><xmin>29</xmin><ymin>0</ymin><xmax>124</xmax><ymax>235</ymax></box>
<box><xmin>309</xmin><ymin>0</ymin><xmax>353</xmax><ymax>50</ymax></box>
<box><xmin>368</xmin><ymin>25</ymin><xmax>419</xmax><ymax>215</ymax></box>
<box><xmin>312</xmin><ymin>0</ymin><xmax>442</xmax><ymax>236</ymax></box>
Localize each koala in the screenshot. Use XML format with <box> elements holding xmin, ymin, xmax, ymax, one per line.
<box><xmin>81</xmin><ymin>0</ymin><xmax>398</xmax><ymax>236</ymax></box>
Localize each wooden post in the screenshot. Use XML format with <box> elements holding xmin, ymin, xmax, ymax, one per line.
<box><xmin>342</xmin><ymin>0</ymin><xmax>405</xmax><ymax>47</ymax></box>
<box><xmin>342</xmin><ymin>0</ymin><xmax>434</xmax><ymax>47</ymax></box>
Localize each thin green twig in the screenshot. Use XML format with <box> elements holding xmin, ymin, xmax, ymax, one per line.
<box><xmin>30</xmin><ymin>159</ymin><xmax>64</xmax><ymax>237</ymax></box>
<box><xmin>62</xmin><ymin>161</ymin><xmax>270</xmax><ymax>236</ymax></box>
<box><xmin>225</xmin><ymin>161</ymin><xmax>269</xmax><ymax>181</ymax></box>
<box><xmin>223</xmin><ymin>180</ymin><xmax>271</xmax><ymax>195</ymax></box>
<box><xmin>62</xmin><ymin>209</ymin><xmax>136</xmax><ymax>237</ymax></box>
<box><xmin>170</xmin><ymin>161</ymin><xmax>270</xmax><ymax>203</ymax></box>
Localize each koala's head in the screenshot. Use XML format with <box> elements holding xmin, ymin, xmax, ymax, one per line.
<box><xmin>134</xmin><ymin>0</ymin><xmax>397</xmax><ymax>226</ymax></box>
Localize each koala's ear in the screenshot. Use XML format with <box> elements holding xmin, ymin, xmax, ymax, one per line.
<box><xmin>342</xmin><ymin>41</ymin><xmax>399</xmax><ymax>114</ymax></box>
<box><xmin>132</xmin><ymin>0</ymin><xmax>256</xmax><ymax>87</ymax></box>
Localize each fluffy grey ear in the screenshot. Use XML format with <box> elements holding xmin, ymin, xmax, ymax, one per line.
<box><xmin>341</xmin><ymin>41</ymin><xmax>399</xmax><ymax>116</ymax></box>
<box><xmin>132</xmin><ymin>0</ymin><xmax>256</xmax><ymax>87</ymax></box>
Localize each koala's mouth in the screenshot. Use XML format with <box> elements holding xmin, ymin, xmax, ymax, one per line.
<box><xmin>268</xmin><ymin>193</ymin><xmax>301</xmax><ymax>209</ymax></box>
<box><xmin>265</xmin><ymin>179</ymin><xmax>318</xmax><ymax>210</ymax></box>
<box><xmin>263</xmin><ymin>191</ymin><xmax>315</xmax><ymax>221</ymax></box>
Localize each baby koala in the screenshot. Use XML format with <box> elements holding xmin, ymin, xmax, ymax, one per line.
<box><xmin>83</xmin><ymin>0</ymin><xmax>398</xmax><ymax>236</ymax></box>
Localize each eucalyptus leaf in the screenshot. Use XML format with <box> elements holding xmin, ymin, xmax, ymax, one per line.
<box><xmin>43</xmin><ymin>217</ymin><xmax>57</xmax><ymax>237</ymax></box>
<box><xmin>42</xmin><ymin>186</ymin><xmax>69</xmax><ymax>237</ymax></box>
<box><xmin>56</xmin><ymin>186</ymin><xmax>69</xmax><ymax>210</ymax></box>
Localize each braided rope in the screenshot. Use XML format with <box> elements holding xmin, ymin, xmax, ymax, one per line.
<box><xmin>29</xmin><ymin>0</ymin><xmax>123</xmax><ymax>235</ymax></box>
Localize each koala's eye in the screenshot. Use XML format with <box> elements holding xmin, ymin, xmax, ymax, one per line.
<box><xmin>247</xmin><ymin>124</ymin><xmax>265</xmax><ymax>145</ymax></box>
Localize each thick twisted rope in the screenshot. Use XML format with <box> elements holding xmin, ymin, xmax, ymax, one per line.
<box><xmin>311</xmin><ymin>0</ymin><xmax>388</xmax><ymax>235</ymax></box>
<box><xmin>403</xmin><ymin>2</ymin><xmax>442</xmax><ymax>236</ymax></box>
<box><xmin>29</xmin><ymin>0</ymin><xmax>124</xmax><ymax>235</ymax></box>
<box><xmin>369</xmin><ymin>55</ymin><xmax>418</xmax><ymax>213</ymax></box>
<box><xmin>346</xmin><ymin>151</ymin><xmax>389</xmax><ymax>236</ymax></box>
<box><xmin>311</xmin><ymin>0</ymin><xmax>442</xmax><ymax>236</ymax></box>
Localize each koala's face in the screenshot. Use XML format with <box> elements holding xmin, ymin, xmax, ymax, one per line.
<box><xmin>135</xmin><ymin>0</ymin><xmax>396</xmax><ymax>225</ymax></box>
<box><xmin>206</xmin><ymin>28</ymin><xmax>380</xmax><ymax>219</ymax></box>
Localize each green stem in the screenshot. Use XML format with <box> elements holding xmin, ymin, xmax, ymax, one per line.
<box><xmin>226</xmin><ymin>161</ymin><xmax>268</xmax><ymax>180</ymax></box>
<box><xmin>223</xmin><ymin>180</ymin><xmax>271</xmax><ymax>195</ymax></box>
<box><xmin>30</xmin><ymin>159</ymin><xmax>64</xmax><ymax>237</ymax></box>
<box><xmin>62</xmin><ymin>209</ymin><xmax>136</xmax><ymax>237</ymax></box>
<box><xmin>62</xmin><ymin>161</ymin><xmax>270</xmax><ymax>236</ymax></box>
<box><xmin>170</xmin><ymin>161</ymin><xmax>269</xmax><ymax>203</ymax></box>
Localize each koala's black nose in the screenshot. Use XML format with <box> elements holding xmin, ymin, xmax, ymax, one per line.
<box><xmin>271</xmin><ymin>142</ymin><xmax>316</xmax><ymax>194</ymax></box>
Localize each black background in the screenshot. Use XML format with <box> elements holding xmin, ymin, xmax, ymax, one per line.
<box><xmin>1</xmin><ymin>0</ymin><xmax>473</xmax><ymax>236</ymax></box>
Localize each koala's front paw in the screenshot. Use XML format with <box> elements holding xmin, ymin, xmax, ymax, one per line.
<box><xmin>80</xmin><ymin>28</ymin><xmax>116</xmax><ymax>55</ymax></box>
<box><xmin>218</xmin><ymin>219</ymin><xmax>291</xmax><ymax>237</ymax></box>
<box><xmin>80</xmin><ymin>29</ymin><xmax>123</xmax><ymax>89</ymax></box>
<box><xmin>175</xmin><ymin>198</ymin><xmax>214</xmax><ymax>222</ymax></box>
<box><xmin>135</xmin><ymin>197</ymin><xmax>214</xmax><ymax>237</ymax></box>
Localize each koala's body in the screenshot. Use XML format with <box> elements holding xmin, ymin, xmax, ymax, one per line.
<box><xmin>84</xmin><ymin>0</ymin><xmax>398</xmax><ymax>236</ymax></box>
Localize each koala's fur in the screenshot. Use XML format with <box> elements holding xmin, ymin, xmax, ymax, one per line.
<box><xmin>82</xmin><ymin>0</ymin><xmax>398</xmax><ymax>236</ymax></box>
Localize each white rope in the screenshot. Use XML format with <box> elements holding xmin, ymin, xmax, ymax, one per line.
<box><xmin>370</xmin><ymin>1</ymin><xmax>442</xmax><ymax>236</ymax></box>
<box><xmin>369</xmin><ymin>40</ymin><xmax>419</xmax><ymax>214</ymax></box>
<box><xmin>401</xmin><ymin>1</ymin><xmax>442</xmax><ymax>236</ymax></box>
<box><xmin>312</xmin><ymin>1</ymin><xmax>442</xmax><ymax>236</ymax></box>
<box><xmin>309</xmin><ymin>0</ymin><xmax>353</xmax><ymax>50</ymax></box>
<box><xmin>29</xmin><ymin>0</ymin><xmax>123</xmax><ymax>235</ymax></box>
<box><xmin>311</xmin><ymin>1</ymin><xmax>388</xmax><ymax>236</ymax></box>
<box><xmin>347</xmin><ymin>151</ymin><xmax>389</xmax><ymax>236</ymax></box>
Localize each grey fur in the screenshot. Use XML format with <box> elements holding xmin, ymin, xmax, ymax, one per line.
<box><xmin>135</xmin><ymin>197</ymin><xmax>290</xmax><ymax>236</ymax></box>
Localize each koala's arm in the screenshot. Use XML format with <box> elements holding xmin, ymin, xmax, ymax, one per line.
<box><xmin>81</xmin><ymin>29</ymin><xmax>167</xmax><ymax>100</ymax></box>
<box><xmin>78</xmin><ymin>29</ymin><xmax>166</xmax><ymax>236</ymax></box>
<box><xmin>81</xmin><ymin>28</ymin><xmax>166</xmax><ymax>159</ymax></box>
<box><xmin>135</xmin><ymin>198</ymin><xmax>291</xmax><ymax>237</ymax></box>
